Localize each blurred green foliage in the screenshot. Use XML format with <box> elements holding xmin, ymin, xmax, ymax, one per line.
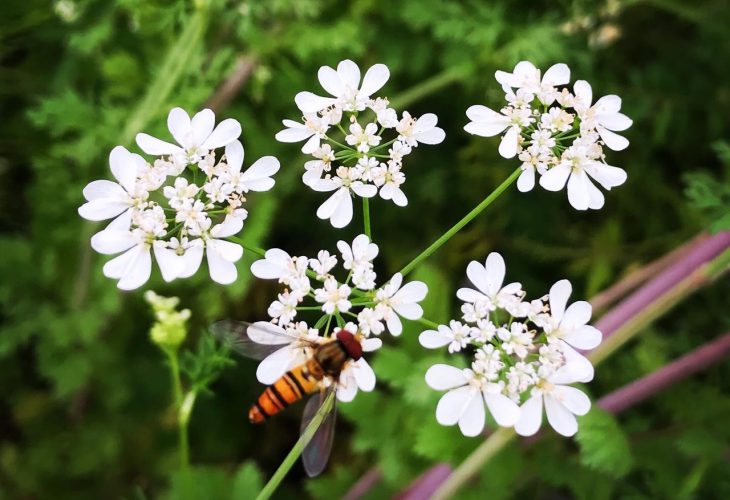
<box><xmin>1</xmin><ymin>0</ymin><xmax>730</xmax><ymax>498</ymax></box>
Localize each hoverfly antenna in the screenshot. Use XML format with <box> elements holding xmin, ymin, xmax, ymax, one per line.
<box><xmin>336</xmin><ymin>330</ymin><xmax>363</xmax><ymax>360</ymax></box>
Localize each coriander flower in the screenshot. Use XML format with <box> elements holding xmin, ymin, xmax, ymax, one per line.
<box><xmin>295</xmin><ymin>59</ymin><xmax>390</xmax><ymax>113</ymax></box>
<box><xmin>78</xmin><ymin>146</ymin><xmax>145</xmax><ymax>221</ymax></box>
<box><xmin>136</xmin><ymin>107</ymin><xmax>241</xmax><ymax>164</ymax></box>
<box><xmin>456</xmin><ymin>252</ymin><xmax>524</xmax><ymax>311</ymax></box>
<box><xmin>251</xmin><ymin>235</ymin><xmax>427</xmax><ymax>338</ymax></box>
<box><xmin>465</xmin><ymin>61</ymin><xmax>631</xmax><ymax>210</ymax></box>
<box><xmin>514</xmin><ymin>361</ymin><xmax>592</xmax><ymax>437</ymax></box>
<box><xmin>421</xmin><ymin>252</ymin><xmax>601</xmax><ymax>438</ymax></box>
<box><xmin>279</xmin><ymin>60</ymin><xmax>445</xmax><ymax>227</ymax></box>
<box><xmin>334</xmin><ymin>324</ymin><xmax>382</xmax><ymax>402</ymax></box>
<box><xmin>373</xmin><ymin>272</ymin><xmax>428</xmax><ymax>336</ymax></box>
<box><xmin>543</xmin><ymin>280</ymin><xmax>602</xmax><ymax>350</ymax></box>
<box><xmin>249</xmin><ymin>321</ymin><xmax>322</xmax><ymax>384</ymax></box>
<box><xmin>426</xmin><ymin>364</ymin><xmax>521</xmax><ymax>436</ymax></box>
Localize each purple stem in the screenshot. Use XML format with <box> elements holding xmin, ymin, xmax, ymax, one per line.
<box><xmin>597</xmin><ymin>332</ymin><xmax>730</xmax><ymax>414</ymax></box>
<box><xmin>342</xmin><ymin>467</ymin><xmax>383</xmax><ymax>500</ymax></box>
<box><xmin>391</xmin><ymin>464</ymin><xmax>453</xmax><ymax>500</ymax></box>
<box><xmin>594</xmin><ymin>231</ymin><xmax>730</xmax><ymax>339</ymax></box>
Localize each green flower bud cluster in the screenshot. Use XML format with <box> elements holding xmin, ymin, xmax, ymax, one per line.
<box><xmin>145</xmin><ymin>290</ymin><xmax>191</xmax><ymax>350</ymax></box>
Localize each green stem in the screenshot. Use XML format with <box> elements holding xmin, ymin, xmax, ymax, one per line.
<box><xmin>255</xmin><ymin>391</ymin><xmax>336</xmax><ymax>500</ymax></box>
<box><xmin>228</xmin><ymin>236</ymin><xmax>266</xmax><ymax>257</ymax></box>
<box><xmin>363</xmin><ymin>198</ymin><xmax>372</xmax><ymax>240</ymax></box>
<box><xmin>431</xmin><ymin>246</ymin><xmax>730</xmax><ymax>500</ymax></box>
<box><xmin>398</xmin><ymin>168</ymin><xmax>521</xmax><ymax>277</ymax></box>
<box><xmin>165</xmin><ymin>349</ymin><xmax>189</xmax><ymax>470</ymax></box>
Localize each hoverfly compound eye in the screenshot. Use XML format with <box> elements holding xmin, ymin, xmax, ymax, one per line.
<box><xmin>336</xmin><ymin>330</ymin><xmax>363</xmax><ymax>360</ymax></box>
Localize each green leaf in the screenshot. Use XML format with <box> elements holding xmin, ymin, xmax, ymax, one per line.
<box><xmin>576</xmin><ymin>408</ymin><xmax>633</xmax><ymax>478</ymax></box>
<box><xmin>231</xmin><ymin>462</ymin><xmax>264</xmax><ymax>500</ymax></box>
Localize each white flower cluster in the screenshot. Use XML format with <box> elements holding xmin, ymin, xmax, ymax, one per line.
<box><xmin>276</xmin><ymin>59</ymin><xmax>446</xmax><ymax>228</ymax></box>
<box><xmin>465</xmin><ymin>61</ymin><xmax>632</xmax><ymax>210</ymax></box>
<box><xmin>251</xmin><ymin>234</ymin><xmax>428</xmax><ymax>337</ymax></box>
<box><xmin>420</xmin><ymin>252</ymin><xmax>601</xmax><ymax>437</ymax></box>
<box><xmin>78</xmin><ymin>108</ymin><xmax>280</xmax><ymax>290</ymax></box>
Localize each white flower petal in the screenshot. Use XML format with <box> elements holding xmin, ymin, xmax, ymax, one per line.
<box><xmin>351</xmin><ymin>182</ymin><xmax>377</xmax><ymax>198</ymax></box>
<box><xmin>436</xmin><ymin>386</ymin><xmax>473</xmax><ymax>426</ymax></box>
<box><xmin>544</xmin><ymin>394</ymin><xmax>578</xmax><ymax>436</ymax></box>
<box><xmin>250</xmin><ymin>248</ymin><xmax>291</xmax><ymax>279</ymax></box>
<box><xmin>598</xmin><ymin>127</ymin><xmax>629</xmax><ymax>151</ymax></box>
<box><xmin>562</xmin><ymin>300</ymin><xmax>592</xmax><ymax>328</ymax></box>
<box><xmin>257</xmin><ymin>346</ymin><xmax>299</xmax><ymax>384</ymax></box>
<box><xmin>484</xmin><ymin>252</ymin><xmax>506</xmax><ymax>296</ymax></box>
<box><xmin>464</xmin><ymin>105</ymin><xmax>510</xmax><ymax>137</ymax></box>
<box><xmin>135</xmin><ymin>133</ymin><xmax>182</xmax><ymax>156</ymax></box>
<box><xmin>336</xmin><ymin>59</ymin><xmax>361</xmax><ymax>90</ymax></box>
<box><xmin>225</xmin><ymin>140</ymin><xmax>244</xmax><ymax>172</ymax></box>
<box><xmin>275</xmin><ymin>126</ymin><xmax>313</xmax><ymax>143</ymax></box>
<box><xmin>177</xmin><ymin>240</ymin><xmax>204</xmax><ymax>279</ymax></box>
<box><xmin>517</xmin><ymin>168</ymin><xmax>536</xmax><ymax>192</ymax></box>
<box><xmin>248</xmin><ymin>321</ymin><xmax>291</xmax><ymax>345</ymax></box>
<box><xmin>542</xmin><ymin>63</ymin><xmax>570</xmax><ymax>86</ymax></box>
<box><xmin>465</xmin><ymin>260</ymin><xmax>491</xmax><ymax>297</ymax></box>
<box><xmin>555</xmin><ymin>385</ymin><xmax>591</xmax><ymax>416</ymax></box>
<box><xmin>242</xmin><ymin>156</ymin><xmax>280</xmax><ymax>192</ymax></box>
<box><xmin>351</xmin><ymin>359</ymin><xmax>376</xmax><ymax>392</ymax></box>
<box><xmin>318</xmin><ymin>65</ymin><xmax>344</xmax><ymax>97</ymax></box>
<box><xmin>425</xmin><ymin>364</ymin><xmax>468</xmax><ymax>390</ymax></box>
<box><xmin>585</xmin><ymin>162</ymin><xmax>627</xmax><ymax>190</ymax></box>
<box><xmin>594</xmin><ymin>95</ymin><xmax>622</xmax><ymax>115</ymax></box>
<box><xmin>484</xmin><ymin>392</ymin><xmax>521</xmax><ymax>427</ymax></box>
<box><xmin>573</xmin><ymin>80</ymin><xmax>593</xmax><ymax>107</ymax></box>
<box><xmin>459</xmin><ymin>389</ymin><xmax>486</xmax><ymax>436</ymax></box>
<box><xmin>564</xmin><ymin>325</ymin><xmax>602</xmax><ymax>350</ymax></box>
<box><xmin>294</xmin><ymin>92</ymin><xmax>336</xmax><ymax>113</ymax></box>
<box><xmin>336</xmin><ymin>372</ymin><xmax>358</xmax><ymax>402</ymax></box>
<box><xmin>419</xmin><ymin>330</ymin><xmax>452</xmax><ymax>349</ymax></box>
<box><xmin>415</xmin><ymin>127</ymin><xmax>445</xmax><ymax>145</ymax></box>
<box><xmin>359</xmin><ymin>64</ymin><xmax>390</xmax><ymax>96</ymax></box>
<box><xmin>567</xmin><ymin>169</ymin><xmax>591</xmax><ymax>210</ymax></box>
<box><xmin>498</xmin><ymin>126</ymin><xmax>519</xmax><ymax>159</ymax></box>
<box><xmin>108</xmin><ymin>146</ymin><xmax>140</xmax><ymax>193</ymax></box>
<box><xmin>153</xmin><ymin>242</ymin><xmax>184</xmax><ymax>282</ymax></box>
<box><xmin>167</xmin><ymin>107</ymin><xmax>192</xmax><ymax>148</ymax></box>
<box><xmin>539</xmin><ymin>164</ymin><xmax>571</xmax><ymax>192</ymax></box>
<box><xmin>455</xmin><ymin>287</ymin><xmax>486</xmax><ymax>303</ymax></box>
<box><xmin>598</xmin><ymin>112</ymin><xmax>632</xmax><ymax>132</ymax></box>
<box><xmin>362</xmin><ymin>337</ymin><xmax>382</xmax><ymax>352</ymax></box>
<box><xmin>78</xmin><ymin>197</ymin><xmax>130</xmax><ymax>221</ymax></box>
<box><xmin>206</xmin><ymin>241</ymin><xmax>241</xmax><ymax>285</ymax></box>
<box><xmin>103</xmin><ymin>244</ymin><xmax>151</xmax><ymax>290</ymax></box>
<box><xmin>549</xmin><ymin>279</ymin><xmax>572</xmax><ymax>323</ymax></box>
<box><xmin>514</xmin><ymin>394</ymin><xmax>543</xmax><ymax>436</ymax></box>
<box><xmin>201</xmin><ymin>118</ymin><xmax>241</xmax><ymax>150</ymax></box>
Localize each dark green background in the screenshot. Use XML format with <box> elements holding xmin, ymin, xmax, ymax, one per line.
<box><xmin>2</xmin><ymin>0</ymin><xmax>729</xmax><ymax>498</ymax></box>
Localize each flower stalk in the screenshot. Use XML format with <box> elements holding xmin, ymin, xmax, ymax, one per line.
<box><xmin>398</xmin><ymin>168</ymin><xmax>521</xmax><ymax>277</ymax></box>
<box><xmin>255</xmin><ymin>391</ymin><xmax>336</xmax><ymax>500</ymax></box>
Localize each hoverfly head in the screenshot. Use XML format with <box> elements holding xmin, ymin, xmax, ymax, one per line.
<box><xmin>336</xmin><ymin>330</ymin><xmax>363</xmax><ymax>360</ymax></box>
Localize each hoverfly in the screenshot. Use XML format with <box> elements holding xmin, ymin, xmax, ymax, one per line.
<box><xmin>210</xmin><ymin>320</ymin><xmax>373</xmax><ymax>477</ymax></box>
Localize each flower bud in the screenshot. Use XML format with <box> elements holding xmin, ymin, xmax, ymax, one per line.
<box><xmin>145</xmin><ymin>291</ymin><xmax>190</xmax><ymax>350</ymax></box>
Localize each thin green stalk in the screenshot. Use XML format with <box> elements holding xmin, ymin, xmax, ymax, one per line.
<box><xmin>255</xmin><ymin>391</ymin><xmax>336</xmax><ymax>500</ymax></box>
<box><xmin>398</xmin><ymin>168</ymin><xmax>521</xmax><ymax>277</ymax></box>
<box><xmin>228</xmin><ymin>236</ymin><xmax>266</xmax><ymax>257</ymax></box>
<box><xmin>430</xmin><ymin>247</ymin><xmax>730</xmax><ymax>500</ymax></box>
<box><xmin>165</xmin><ymin>349</ymin><xmax>189</xmax><ymax>470</ymax></box>
<box><xmin>363</xmin><ymin>197</ymin><xmax>372</xmax><ymax>240</ymax></box>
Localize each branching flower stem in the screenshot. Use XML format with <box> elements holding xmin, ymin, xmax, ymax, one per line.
<box><xmin>255</xmin><ymin>390</ymin><xmax>336</xmax><ymax>500</ymax></box>
<box><xmin>398</xmin><ymin>168</ymin><xmax>521</xmax><ymax>277</ymax></box>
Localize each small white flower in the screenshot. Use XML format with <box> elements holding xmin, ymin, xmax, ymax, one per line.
<box><xmin>314</xmin><ymin>277</ymin><xmax>352</xmax><ymax>314</ymax></box>
<box><xmin>311</xmin><ymin>169</ymin><xmax>378</xmax><ymax>228</ymax></box>
<box><xmin>346</xmin><ymin>121</ymin><xmax>382</xmax><ymax>153</ymax></box>
<box><xmin>543</xmin><ymin>280</ymin><xmax>602</xmax><ymax>350</ymax></box>
<box><xmin>456</xmin><ymin>252</ymin><xmax>524</xmax><ymax>310</ymax></box>
<box><xmin>179</xmin><ymin>215</ymin><xmax>245</xmax><ymax>285</ymax></box>
<box><xmin>136</xmin><ymin>107</ymin><xmax>241</xmax><ymax>164</ymax></box>
<box><xmin>419</xmin><ymin>320</ymin><xmax>474</xmax><ymax>353</ymax></box>
<box><xmin>335</xmin><ymin>329</ymin><xmax>382</xmax><ymax>402</ymax></box>
<box><xmin>295</xmin><ymin>59</ymin><xmax>390</xmax><ymax>113</ymax></box>
<box><xmin>251</xmin><ymin>248</ymin><xmax>311</xmax><ymax>295</ymax></box>
<box><xmin>78</xmin><ymin>146</ymin><xmax>145</xmax><ymax>221</ymax></box>
<box><xmin>514</xmin><ymin>363</ymin><xmax>592</xmax><ymax>437</ymax></box>
<box><xmin>374</xmin><ymin>273</ymin><xmax>428</xmax><ymax>336</ymax></box>
<box><xmin>337</xmin><ymin>234</ymin><xmax>379</xmax><ymax>270</ymax></box>
<box><xmin>357</xmin><ymin>307</ymin><xmax>385</xmax><ymax>336</ymax></box>
<box><xmin>573</xmin><ymin>80</ymin><xmax>632</xmax><ymax>151</ymax></box>
<box><xmin>376</xmin><ymin>162</ymin><xmax>408</xmax><ymax>207</ymax></box>
<box><xmin>539</xmin><ymin>142</ymin><xmax>627</xmax><ymax>211</ymax></box>
<box><xmin>309</xmin><ymin>250</ymin><xmax>337</xmax><ymax>279</ymax></box>
<box><xmin>495</xmin><ymin>61</ymin><xmax>571</xmax><ymax>105</ymax></box>
<box><xmin>268</xmin><ymin>290</ymin><xmax>300</xmax><ymax>326</ymax></box>
<box><xmin>163</xmin><ymin>177</ymin><xmax>200</xmax><ymax>210</ymax></box>
<box><xmin>275</xmin><ymin>113</ymin><xmax>330</xmax><ymax>154</ymax></box>
<box><xmin>497</xmin><ymin>322</ymin><xmax>533</xmax><ymax>359</ymax></box>
<box><xmin>221</xmin><ymin>140</ymin><xmax>280</xmax><ymax>193</ymax></box>
<box><xmin>425</xmin><ymin>364</ymin><xmax>521</xmax><ymax>436</ymax></box>
<box><xmin>464</xmin><ymin>105</ymin><xmax>524</xmax><ymax>159</ymax></box>
<box><xmin>396</xmin><ymin>112</ymin><xmax>446</xmax><ymax>147</ymax></box>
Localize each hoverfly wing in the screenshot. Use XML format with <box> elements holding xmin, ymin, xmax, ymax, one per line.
<box><xmin>210</xmin><ymin>320</ymin><xmax>299</xmax><ymax>361</ymax></box>
<box><xmin>301</xmin><ymin>385</ymin><xmax>337</xmax><ymax>478</ymax></box>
